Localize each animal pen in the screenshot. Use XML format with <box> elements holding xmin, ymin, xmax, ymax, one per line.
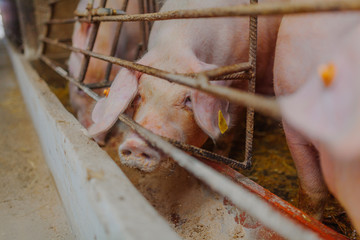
<box><xmin>2</xmin><ymin>0</ymin><xmax>360</xmax><ymax>239</ymax></box>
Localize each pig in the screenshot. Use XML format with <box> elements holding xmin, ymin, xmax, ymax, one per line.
<box><xmin>68</xmin><ymin>0</ymin><xmax>140</xmax><ymax>144</ymax></box>
<box><xmin>274</xmin><ymin>5</ymin><xmax>360</xmax><ymax>229</ymax></box>
<box><xmin>89</xmin><ymin>0</ymin><xmax>287</xmax><ymax>172</ymax></box>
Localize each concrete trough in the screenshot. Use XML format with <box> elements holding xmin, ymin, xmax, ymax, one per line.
<box><xmin>6</xmin><ymin>42</ymin><xmax>180</xmax><ymax>240</ymax></box>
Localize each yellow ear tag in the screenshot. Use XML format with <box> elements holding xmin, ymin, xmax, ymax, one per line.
<box><xmin>103</xmin><ymin>88</ymin><xmax>110</xmax><ymax>97</ymax></box>
<box><xmin>218</xmin><ymin>110</ymin><xmax>228</xmax><ymax>134</ymax></box>
<box><xmin>318</xmin><ymin>63</ymin><xmax>336</xmax><ymax>87</ymax></box>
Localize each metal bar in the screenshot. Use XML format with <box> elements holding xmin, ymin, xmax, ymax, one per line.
<box><xmin>188</xmin><ymin>62</ymin><xmax>251</xmax><ymax>79</ymax></box>
<box><xmin>243</xmin><ymin>0</ymin><xmax>257</xmax><ymax>169</ymax></box>
<box><xmin>209</xmin><ymin>162</ymin><xmax>349</xmax><ymax>240</ymax></box>
<box><xmin>85</xmin><ymin>81</ymin><xmax>112</xmax><ymax>89</ymax></box>
<box><xmin>45</xmin><ymin>18</ymin><xmax>78</xmax><ymax>24</ymax></box>
<box><xmin>48</xmin><ymin>0</ymin><xmax>61</xmax><ymax>5</ymax></box>
<box><xmin>104</xmin><ymin>0</ymin><xmax>129</xmax><ymax>83</ymax></box>
<box><xmin>41</xmin><ymin>1</ymin><xmax>55</xmax><ymax>55</ymax></box>
<box><xmin>217</xmin><ymin>71</ymin><xmax>251</xmax><ymax>81</ymax></box>
<box><xmin>75</xmin><ymin>8</ymin><xmax>126</xmax><ymax>17</ymax></box>
<box><xmin>145</xmin><ymin>0</ymin><xmax>153</xmax><ymax>39</ymax></box>
<box><xmin>77</xmin><ymin>0</ymin><xmax>108</xmax><ymax>83</ymax></box>
<box><xmin>138</xmin><ymin>0</ymin><xmax>148</xmax><ymax>53</ymax></box>
<box><xmin>45</xmin><ymin>0</ymin><xmax>360</xmax><ymax>25</ymax></box>
<box><xmin>165</xmin><ymin>138</ymin><xmax>250</xmax><ymax>170</ymax></box>
<box><xmin>42</xmin><ymin>37</ymin><xmax>281</xmax><ymax>119</ymax></box>
<box><xmin>40</xmin><ymin>55</ymin><xmax>100</xmax><ymax>101</ymax></box>
<box><xmin>87</xmin><ymin>0</ymin><xmax>360</xmax><ymax>22</ymax></box>
<box><xmin>85</xmin><ymin>70</ymin><xmax>251</xmax><ymax>89</ymax></box>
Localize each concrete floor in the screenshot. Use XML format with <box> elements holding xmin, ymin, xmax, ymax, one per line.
<box><xmin>0</xmin><ymin>39</ymin><xmax>75</xmax><ymax>239</ymax></box>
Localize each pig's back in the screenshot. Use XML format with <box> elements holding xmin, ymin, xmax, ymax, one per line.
<box><xmin>148</xmin><ymin>0</ymin><xmax>250</xmax><ymax>66</ymax></box>
<box><xmin>274</xmin><ymin>12</ymin><xmax>360</xmax><ymax>96</ymax></box>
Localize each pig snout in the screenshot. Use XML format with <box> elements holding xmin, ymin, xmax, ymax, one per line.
<box><xmin>118</xmin><ymin>135</ymin><xmax>162</xmax><ymax>172</ymax></box>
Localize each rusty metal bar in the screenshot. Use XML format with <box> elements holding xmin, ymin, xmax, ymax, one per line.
<box><xmin>45</xmin><ymin>0</ymin><xmax>360</xmax><ymax>25</ymax></box>
<box><xmin>145</xmin><ymin>0</ymin><xmax>154</xmax><ymax>40</ymax></box>
<box><xmin>40</xmin><ymin>55</ymin><xmax>100</xmax><ymax>101</ymax></box>
<box><xmin>42</xmin><ymin>37</ymin><xmax>280</xmax><ymax>119</ymax></box>
<box><xmin>45</xmin><ymin>18</ymin><xmax>78</xmax><ymax>24</ymax></box>
<box><xmin>243</xmin><ymin>0</ymin><xmax>258</xmax><ymax>170</ymax></box>
<box><xmin>77</xmin><ymin>0</ymin><xmax>107</xmax><ymax>83</ymax></box>
<box><xmin>218</xmin><ymin>71</ymin><xmax>251</xmax><ymax>81</ymax></box>
<box><xmin>85</xmin><ymin>70</ymin><xmax>251</xmax><ymax>89</ymax></box>
<box><xmin>189</xmin><ymin>62</ymin><xmax>252</xmax><ymax>79</ymax></box>
<box><xmin>104</xmin><ymin>0</ymin><xmax>129</xmax><ymax>83</ymax></box>
<box><xmin>165</xmin><ymin>138</ymin><xmax>250</xmax><ymax>170</ymax></box>
<box><xmin>41</xmin><ymin>1</ymin><xmax>55</xmax><ymax>55</ymax></box>
<box><xmin>75</xmin><ymin>8</ymin><xmax>125</xmax><ymax>17</ymax></box>
<box><xmin>48</xmin><ymin>0</ymin><xmax>61</xmax><ymax>5</ymax></box>
<box><xmin>86</xmin><ymin>0</ymin><xmax>360</xmax><ymax>22</ymax></box>
<box><xmin>138</xmin><ymin>0</ymin><xmax>148</xmax><ymax>54</ymax></box>
<box><xmin>85</xmin><ymin>81</ymin><xmax>112</xmax><ymax>89</ymax></box>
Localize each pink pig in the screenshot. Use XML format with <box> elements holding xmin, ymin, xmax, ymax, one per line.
<box><xmin>274</xmin><ymin>5</ymin><xmax>360</xmax><ymax>229</ymax></box>
<box><xmin>89</xmin><ymin>0</ymin><xmax>286</xmax><ymax>171</ymax></box>
<box><xmin>68</xmin><ymin>0</ymin><xmax>140</xmax><ymax>144</ymax></box>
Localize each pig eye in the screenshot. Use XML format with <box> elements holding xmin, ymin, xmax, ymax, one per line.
<box><xmin>184</xmin><ymin>96</ymin><xmax>192</xmax><ymax>109</ymax></box>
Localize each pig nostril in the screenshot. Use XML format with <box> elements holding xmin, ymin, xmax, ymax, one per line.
<box><xmin>121</xmin><ymin>150</ymin><xmax>132</xmax><ymax>156</ymax></box>
<box><xmin>141</xmin><ymin>153</ymin><xmax>151</xmax><ymax>159</ymax></box>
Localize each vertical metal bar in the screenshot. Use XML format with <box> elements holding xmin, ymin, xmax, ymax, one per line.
<box><xmin>244</xmin><ymin>0</ymin><xmax>258</xmax><ymax>168</ymax></box>
<box><xmin>138</xmin><ymin>0</ymin><xmax>148</xmax><ymax>54</ymax></box>
<box><xmin>104</xmin><ymin>0</ymin><xmax>129</xmax><ymax>82</ymax></box>
<box><xmin>146</xmin><ymin>0</ymin><xmax>153</xmax><ymax>29</ymax></box>
<box><xmin>78</xmin><ymin>0</ymin><xmax>107</xmax><ymax>83</ymax></box>
<box><xmin>152</xmin><ymin>0</ymin><xmax>157</xmax><ymax>12</ymax></box>
<box><xmin>41</xmin><ymin>1</ymin><xmax>55</xmax><ymax>55</ymax></box>
<box><xmin>16</xmin><ymin>0</ymin><xmax>39</xmax><ymax>59</ymax></box>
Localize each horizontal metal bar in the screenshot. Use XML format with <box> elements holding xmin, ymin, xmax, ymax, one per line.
<box><xmin>41</xmin><ymin>37</ymin><xmax>281</xmax><ymax>119</ymax></box>
<box><xmin>40</xmin><ymin>55</ymin><xmax>101</xmax><ymax>101</ymax></box>
<box><xmin>188</xmin><ymin>62</ymin><xmax>252</xmax><ymax>79</ymax></box>
<box><xmin>218</xmin><ymin>71</ymin><xmax>251</xmax><ymax>81</ymax></box>
<box><xmin>75</xmin><ymin>8</ymin><xmax>126</xmax><ymax>17</ymax></box>
<box><xmin>165</xmin><ymin>137</ymin><xmax>251</xmax><ymax>170</ymax></box>
<box><xmin>45</xmin><ymin>0</ymin><xmax>360</xmax><ymax>25</ymax></box>
<box><xmin>48</xmin><ymin>0</ymin><xmax>61</xmax><ymax>5</ymax></box>
<box><xmin>85</xmin><ymin>71</ymin><xmax>251</xmax><ymax>89</ymax></box>
<box><xmin>85</xmin><ymin>81</ymin><xmax>112</xmax><ymax>89</ymax></box>
<box><xmin>46</xmin><ymin>18</ymin><xmax>78</xmax><ymax>24</ymax></box>
<box><xmin>39</xmin><ymin>55</ymin><xmax>320</xmax><ymax>240</ymax></box>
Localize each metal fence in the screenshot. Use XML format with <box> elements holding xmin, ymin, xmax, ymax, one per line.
<box><xmin>39</xmin><ymin>0</ymin><xmax>360</xmax><ymax>239</ymax></box>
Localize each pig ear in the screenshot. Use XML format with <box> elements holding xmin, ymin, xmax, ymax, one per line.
<box><xmin>279</xmin><ymin>57</ymin><xmax>360</xmax><ymax>160</ymax></box>
<box><xmin>191</xmin><ymin>81</ymin><xmax>231</xmax><ymax>140</ymax></box>
<box><xmin>88</xmin><ymin>68</ymin><xmax>138</xmax><ymax>137</ymax></box>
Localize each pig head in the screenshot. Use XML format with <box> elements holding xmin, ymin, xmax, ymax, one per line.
<box><xmin>88</xmin><ymin>0</ymin><xmax>285</xmax><ymax>172</ymax></box>
<box><xmin>275</xmin><ymin>11</ymin><xmax>360</xmax><ymax>229</ymax></box>
<box><xmin>89</xmin><ymin>54</ymin><xmax>231</xmax><ymax>172</ymax></box>
<box><xmin>68</xmin><ymin>0</ymin><xmax>140</xmax><ymax>144</ymax></box>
